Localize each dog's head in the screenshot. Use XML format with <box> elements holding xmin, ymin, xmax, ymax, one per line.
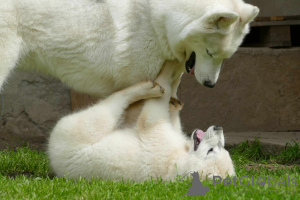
<box><xmin>165</xmin><ymin>0</ymin><xmax>259</xmax><ymax>88</ymax></box>
<box><xmin>188</xmin><ymin>126</ymin><xmax>235</xmax><ymax>179</ymax></box>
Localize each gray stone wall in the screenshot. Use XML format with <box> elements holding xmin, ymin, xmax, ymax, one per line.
<box><xmin>0</xmin><ymin>71</ymin><xmax>71</xmax><ymax>149</ymax></box>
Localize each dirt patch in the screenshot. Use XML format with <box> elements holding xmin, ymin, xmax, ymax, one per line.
<box><xmin>0</xmin><ymin>132</ymin><xmax>46</xmax><ymax>151</ymax></box>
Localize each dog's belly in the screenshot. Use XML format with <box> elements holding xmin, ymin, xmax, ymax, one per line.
<box><xmin>20</xmin><ymin>51</ymin><xmax>162</xmax><ymax>97</ymax></box>
<box><xmin>16</xmin><ymin>0</ymin><xmax>166</xmax><ymax>97</ymax></box>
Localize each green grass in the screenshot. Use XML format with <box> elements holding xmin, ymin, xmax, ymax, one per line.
<box><xmin>0</xmin><ymin>140</ymin><xmax>299</xmax><ymax>199</ymax></box>
<box><xmin>229</xmin><ymin>138</ymin><xmax>300</xmax><ymax>165</ymax></box>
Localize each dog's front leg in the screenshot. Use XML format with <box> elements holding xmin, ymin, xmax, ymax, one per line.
<box><xmin>0</xmin><ymin>22</ymin><xmax>21</xmax><ymax>91</ymax></box>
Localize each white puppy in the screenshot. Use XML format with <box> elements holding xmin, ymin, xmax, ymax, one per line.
<box><xmin>48</xmin><ymin>61</ymin><xmax>235</xmax><ymax>181</ymax></box>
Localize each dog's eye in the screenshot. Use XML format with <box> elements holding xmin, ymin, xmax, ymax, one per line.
<box><xmin>206</xmin><ymin>49</ymin><xmax>213</xmax><ymax>57</ymax></box>
<box><xmin>207</xmin><ymin>148</ymin><xmax>213</xmax><ymax>155</ymax></box>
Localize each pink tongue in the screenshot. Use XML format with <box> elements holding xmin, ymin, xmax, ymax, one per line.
<box><xmin>196</xmin><ymin>130</ymin><xmax>205</xmax><ymax>141</ymax></box>
<box><xmin>188</xmin><ymin>67</ymin><xmax>195</xmax><ymax>76</ymax></box>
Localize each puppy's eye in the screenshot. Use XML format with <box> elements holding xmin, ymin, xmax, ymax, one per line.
<box><xmin>206</xmin><ymin>49</ymin><xmax>213</xmax><ymax>57</ymax></box>
<box><xmin>207</xmin><ymin>148</ymin><xmax>213</xmax><ymax>155</ymax></box>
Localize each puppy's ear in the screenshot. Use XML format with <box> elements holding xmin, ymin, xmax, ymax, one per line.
<box><xmin>201</xmin><ymin>6</ymin><xmax>239</xmax><ymax>30</ymax></box>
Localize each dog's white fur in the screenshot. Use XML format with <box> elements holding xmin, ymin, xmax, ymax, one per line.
<box><xmin>48</xmin><ymin>62</ymin><xmax>235</xmax><ymax>181</ymax></box>
<box><xmin>0</xmin><ymin>0</ymin><xmax>258</xmax><ymax>96</ymax></box>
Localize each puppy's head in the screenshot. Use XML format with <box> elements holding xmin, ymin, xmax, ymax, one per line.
<box><xmin>188</xmin><ymin>126</ymin><xmax>235</xmax><ymax>179</ymax></box>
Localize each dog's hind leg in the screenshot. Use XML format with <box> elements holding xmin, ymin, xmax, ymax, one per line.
<box><xmin>169</xmin><ymin>97</ymin><xmax>183</xmax><ymax>134</ymax></box>
<box><xmin>0</xmin><ymin>4</ymin><xmax>22</xmax><ymax>92</ymax></box>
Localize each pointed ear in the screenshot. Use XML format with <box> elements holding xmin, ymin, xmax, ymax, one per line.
<box><xmin>202</xmin><ymin>7</ymin><xmax>239</xmax><ymax>30</ymax></box>
<box><xmin>240</xmin><ymin>4</ymin><xmax>259</xmax><ymax>25</ymax></box>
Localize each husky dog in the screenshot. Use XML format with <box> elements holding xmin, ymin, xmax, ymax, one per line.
<box><xmin>48</xmin><ymin>61</ymin><xmax>235</xmax><ymax>181</ymax></box>
<box><xmin>0</xmin><ymin>0</ymin><xmax>258</xmax><ymax>96</ymax></box>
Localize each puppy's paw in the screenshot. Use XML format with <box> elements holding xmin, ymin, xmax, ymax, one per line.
<box><xmin>169</xmin><ymin>97</ymin><xmax>184</xmax><ymax>111</ymax></box>
<box><xmin>152</xmin><ymin>82</ymin><xmax>165</xmax><ymax>94</ymax></box>
<box><xmin>134</xmin><ymin>81</ymin><xmax>164</xmax><ymax>100</ymax></box>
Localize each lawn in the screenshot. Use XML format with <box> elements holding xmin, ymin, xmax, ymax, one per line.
<box><xmin>0</xmin><ymin>139</ymin><xmax>299</xmax><ymax>199</ymax></box>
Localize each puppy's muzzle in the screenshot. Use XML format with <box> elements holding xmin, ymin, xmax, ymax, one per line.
<box><xmin>213</xmin><ymin>126</ymin><xmax>223</xmax><ymax>131</ymax></box>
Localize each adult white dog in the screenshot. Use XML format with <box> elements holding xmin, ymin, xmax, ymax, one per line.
<box><xmin>0</xmin><ymin>0</ymin><xmax>258</xmax><ymax>96</ymax></box>
<box><xmin>48</xmin><ymin>61</ymin><xmax>235</xmax><ymax>181</ymax></box>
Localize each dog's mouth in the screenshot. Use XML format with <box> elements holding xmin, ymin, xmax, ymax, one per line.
<box><xmin>193</xmin><ymin>129</ymin><xmax>205</xmax><ymax>151</ymax></box>
<box><xmin>185</xmin><ymin>52</ymin><xmax>196</xmax><ymax>75</ymax></box>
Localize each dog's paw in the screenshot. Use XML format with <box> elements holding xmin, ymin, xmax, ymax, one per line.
<box><xmin>169</xmin><ymin>97</ymin><xmax>184</xmax><ymax>111</ymax></box>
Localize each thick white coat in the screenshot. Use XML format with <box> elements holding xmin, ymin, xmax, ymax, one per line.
<box><xmin>48</xmin><ymin>62</ymin><xmax>235</xmax><ymax>181</ymax></box>
<box><xmin>0</xmin><ymin>0</ymin><xmax>258</xmax><ymax>96</ymax></box>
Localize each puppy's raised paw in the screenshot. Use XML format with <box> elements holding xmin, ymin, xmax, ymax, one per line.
<box><xmin>169</xmin><ymin>97</ymin><xmax>184</xmax><ymax>111</ymax></box>
<box><xmin>152</xmin><ymin>82</ymin><xmax>165</xmax><ymax>94</ymax></box>
<box><xmin>140</xmin><ymin>81</ymin><xmax>164</xmax><ymax>98</ymax></box>
<box><xmin>129</xmin><ymin>81</ymin><xmax>165</xmax><ymax>101</ymax></box>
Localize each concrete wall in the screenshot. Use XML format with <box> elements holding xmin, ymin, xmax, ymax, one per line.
<box><xmin>179</xmin><ymin>47</ymin><xmax>300</xmax><ymax>133</ymax></box>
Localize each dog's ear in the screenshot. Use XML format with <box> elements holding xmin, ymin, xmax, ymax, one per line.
<box><xmin>240</xmin><ymin>4</ymin><xmax>259</xmax><ymax>25</ymax></box>
<box><xmin>201</xmin><ymin>6</ymin><xmax>239</xmax><ymax>30</ymax></box>
<box><xmin>179</xmin><ymin>7</ymin><xmax>238</xmax><ymax>38</ymax></box>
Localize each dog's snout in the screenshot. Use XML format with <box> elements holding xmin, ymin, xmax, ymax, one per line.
<box><xmin>203</xmin><ymin>80</ymin><xmax>215</xmax><ymax>88</ymax></box>
<box><xmin>213</xmin><ymin>126</ymin><xmax>223</xmax><ymax>131</ymax></box>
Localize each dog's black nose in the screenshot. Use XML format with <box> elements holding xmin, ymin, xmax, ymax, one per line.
<box><xmin>213</xmin><ymin>126</ymin><xmax>223</xmax><ymax>131</ymax></box>
<box><xmin>203</xmin><ymin>81</ymin><xmax>215</xmax><ymax>88</ymax></box>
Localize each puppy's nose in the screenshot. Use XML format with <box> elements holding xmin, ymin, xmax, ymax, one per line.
<box><xmin>213</xmin><ymin>126</ymin><xmax>223</xmax><ymax>131</ymax></box>
<box><xmin>203</xmin><ymin>80</ymin><xmax>215</xmax><ymax>88</ymax></box>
